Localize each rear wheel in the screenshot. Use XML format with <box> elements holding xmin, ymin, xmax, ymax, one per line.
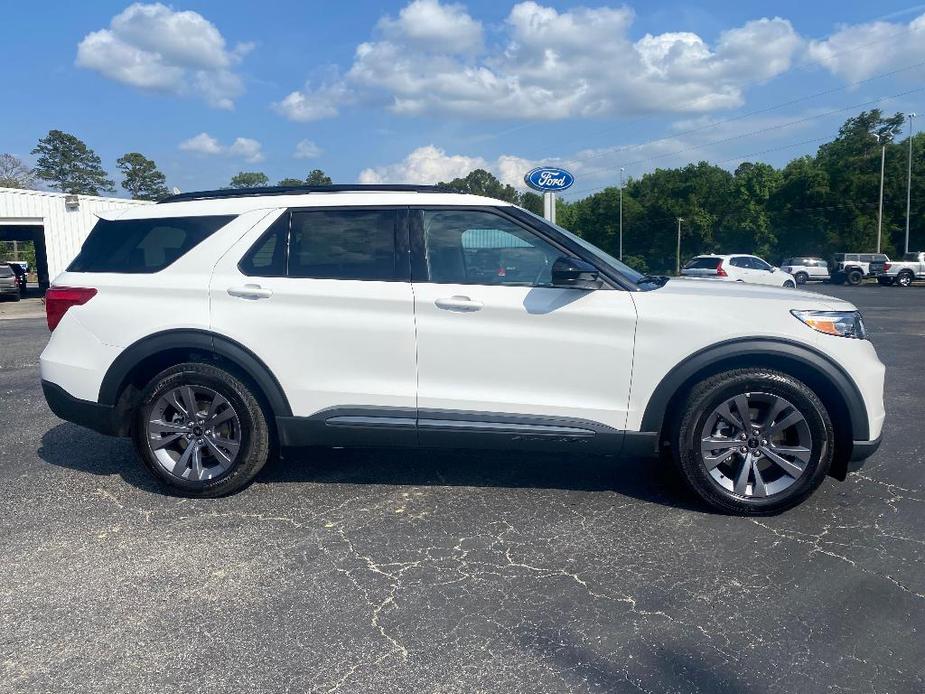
<box><xmin>897</xmin><ymin>270</ymin><xmax>914</xmax><ymax>287</ymax></box>
<box><xmin>783</xmin><ymin>280</ymin><xmax>796</xmax><ymax>288</ymax></box>
<box><xmin>132</xmin><ymin>362</ymin><xmax>271</xmax><ymax>497</ymax></box>
<box><xmin>846</xmin><ymin>269</ymin><xmax>863</xmax><ymax>286</ymax></box>
<box><xmin>794</xmin><ymin>272</ymin><xmax>809</xmax><ymax>285</ymax></box>
<box><xmin>673</xmin><ymin>369</ymin><xmax>833</xmax><ymax>515</ymax></box>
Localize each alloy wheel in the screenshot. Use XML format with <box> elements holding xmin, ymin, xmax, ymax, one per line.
<box><xmin>700</xmin><ymin>392</ymin><xmax>812</xmax><ymax>498</ymax></box>
<box><xmin>146</xmin><ymin>385</ymin><xmax>241</xmax><ymax>482</ymax></box>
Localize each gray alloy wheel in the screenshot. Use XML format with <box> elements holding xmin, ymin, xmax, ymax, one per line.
<box><xmin>897</xmin><ymin>271</ymin><xmax>914</xmax><ymax>287</ymax></box>
<box><xmin>146</xmin><ymin>384</ymin><xmax>242</xmax><ymax>482</ymax></box>
<box><xmin>699</xmin><ymin>391</ymin><xmax>811</xmax><ymax>498</ymax></box>
<box><xmin>795</xmin><ymin>272</ymin><xmax>808</xmax><ymax>285</ymax></box>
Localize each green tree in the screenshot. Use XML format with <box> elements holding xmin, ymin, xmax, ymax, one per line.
<box><xmin>720</xmin><ymin>162</ymin><xmax>782</xmax><ymax>258</ymax></box>
<box><xmin>277</xmin><ymin>177</ymin><xmax>305</xmax><ymax>186</ymax></box>
<box><xmin>228</xmin><ymin>171</ymin><xmax>269</xmax><ymax>189</ymax></box>
<box><xmin>438</xmin><ymin>168</ymin><xmax>520</xmax><ymax>202</ymax></box>
<box><xmin>31</xmin><ymin>130</ymin><xmax>114</xmax><ymax>195</ymax></box>
<box><xmin>305</xmin><ymin>169</ymin><xmax>333</xmax><ymax>185</ymax></box>
<box><xmin>0</xmin><ymin>154</ymin><xmax>36</xmax><ymax>189</ymax></box>
<box><xmin>116</xmin><ymin>152</ymin><xmax>170</xmax><ymax>201</ymax></box>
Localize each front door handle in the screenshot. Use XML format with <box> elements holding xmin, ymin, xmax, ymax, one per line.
<box><xmin>227</xmin><ymin>284</ymin><xmax>273</xmax><ymax>300</ymax></box>
<box><xmin>434</xmin><ymin>295</ymin><xmax>483</xmax><ymax>312</ymax></box>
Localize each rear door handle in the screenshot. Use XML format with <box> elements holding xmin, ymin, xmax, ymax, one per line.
<box><xmin>227</xmin><ymin>284</ymin><xmax>273</xmax><ymax>300</ymax></box>
<box><xmin>434</xmin><ymin>295</ymin><xmax>483</xmax><ymax>312</ymax></box>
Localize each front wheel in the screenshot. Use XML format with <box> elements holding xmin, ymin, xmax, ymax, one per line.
<box><xmin>673</xmin><ymin>369</ymin><xmax>833</xmax><ymax>515</ymax></box>
<box><xmin>794</xmin><ymin>272</ymin><xmax>808</xmax><ymax>285</ymax></box>
<box><xmin>132</xmin><ymin>362</ymin><xmax>271</xmax><ymax>497</ymax></box>
<box><xmin>846</xmin><ymin>269</ymin><xmax>863</xmax><ymax>286</ymax></box>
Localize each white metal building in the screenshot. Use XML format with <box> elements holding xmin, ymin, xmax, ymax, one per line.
<box><xmin>0</xmin><ymin>187</ymin><xmax>152</xmax><ymax>288</ymax></box>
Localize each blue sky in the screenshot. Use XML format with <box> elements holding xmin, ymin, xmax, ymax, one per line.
<box><xmin>1</xmin><ymin>1</ymin><xmax>923</xmax><ymax>198</ymax></box>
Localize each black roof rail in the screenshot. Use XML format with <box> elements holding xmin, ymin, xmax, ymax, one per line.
<box><xmin>159</xmin><ymin>184</ymin><xmax>450</xmax><ymax>204</ymax></box>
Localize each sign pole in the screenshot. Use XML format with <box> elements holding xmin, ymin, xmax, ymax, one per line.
<box><xmin>544</xmin><ymin>191</ymin><xmax>556</xmax><ymax>224</ymax></box>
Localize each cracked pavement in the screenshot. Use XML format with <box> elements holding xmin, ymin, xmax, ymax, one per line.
<box><xmin>0</xmin><ymin>284</ymin><xmax>922</xmax><ymax>693</ymax></box>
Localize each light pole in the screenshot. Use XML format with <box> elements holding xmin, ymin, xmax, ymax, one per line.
<box><xmin>619</xmin><ymin>167</ymin><xmax>624</xmax><ymax>261</ymax></box>
<box><xmin>676</xmin><ymin>217</ymin><xmax>684</xmax><ymax>275</ymax></box>
<box><xmin>875</xmin><ymin>126</ymin><xmax>902</xmax><ymax>253</ymax></box>
<box><xmin>906</xmin><ymin>113</ymin><xmax>916</xmax><ymax>255</ymax></box>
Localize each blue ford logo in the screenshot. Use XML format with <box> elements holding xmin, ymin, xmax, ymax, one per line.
<box><xmin>524</xmin><ymin>167</ymin><xmax>575</xmax><ymax>192</ymax></box>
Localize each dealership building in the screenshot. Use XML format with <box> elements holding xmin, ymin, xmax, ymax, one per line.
<box><xmin>0</xmin><ymin>187</ymin><xmax>151</xmax><ymax>288</ymax></box>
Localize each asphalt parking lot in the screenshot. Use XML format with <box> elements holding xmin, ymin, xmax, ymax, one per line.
<box><xmin>0</xmin><ymin>283</ymin><xmax>922</xmax><ymax>693</ymax></box>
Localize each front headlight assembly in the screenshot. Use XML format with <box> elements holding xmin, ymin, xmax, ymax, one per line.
<box><xmin>791</xmin><ymin>310</ymin><xmax>867</xmax><ymax>339</ymax></box>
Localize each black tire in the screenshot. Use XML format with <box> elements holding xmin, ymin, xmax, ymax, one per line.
<box><xmin>794</xmin><ymin>272</ymin><xmax>809</xmax><ymax>285</ymax></box>
<box><xmin>132</xmin><ymin>362</ymin><xmax>271</xmax><ymax>497</ymax></box>
<box><xmin>896</xmin><ymin>270</ymin><xmax>914</xmax><ymax>287</ymax></box>
<box><xmin>783</xmin><ymin>280</ymin><xmax>796</xmax><ymax>288</ymax></box>
<box><xmin>846</xmin><ymin>269</ymin><xmax>863</xmax><ymax>286</ymax></box>
<box><xmin>673</xmin><ymin>369</ymin><xmax>833</xmax><ymax>515</ymax></box>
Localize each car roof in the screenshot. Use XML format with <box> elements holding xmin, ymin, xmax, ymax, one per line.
<box><xmin>99</xmin><ymin>191</ymin><xmax>514</xmax><ymax>221</ymax></box>
<box><xmin>691</xmin><ymin>254</ymin><xmax>759</xmax><ymax>259</ymax></box>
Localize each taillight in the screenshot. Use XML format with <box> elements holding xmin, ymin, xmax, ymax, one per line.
<box><xmin>883</xmin><ymin>262</ymin><xmax>891</xmax><ymax>271</ymax></box>
<box><xmin>45</xmin><ymin>286</ymin><xmax>97</xmax><ymax>331</ymax></box>
<box><xmin>716</xmin><ymin>261</ymin><xmax>728</xmax><ymax>277</ymax></box>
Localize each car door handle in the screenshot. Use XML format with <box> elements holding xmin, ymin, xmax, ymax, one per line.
<box><xmin>434</xmin><ymin>295</ymin><xmax>483</xmax><ymax>312</ymax></box>
<box><xmin>227</xmin><ymin>284</ymin><xmax>273</xmax><ymax>300</ymax></box>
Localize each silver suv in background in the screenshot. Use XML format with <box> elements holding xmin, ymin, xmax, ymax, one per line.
<box><xmin>0</xmin><ymin>264</ymin><xmax>21</xmax><ymax>301</ymax></box>
<box><xmin>879</xmin><ymin>252</ymin><xmax>925</xmax><ymax>287</ymax></box>
<box><xmin>780</xmin><ymin>257</ymin><xmax>830</xmax><ymax>284</ymax></box>
<box><xmin>831</xmin><ymin>253</ymin><xmax>889</xmax><ymax>285</ymax></box>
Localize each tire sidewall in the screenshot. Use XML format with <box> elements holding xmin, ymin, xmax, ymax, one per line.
<box><xmin>847</xmin><ymin>270</ymin><xmax>863</xmax><ymax>285</ymax></box>
<box><xmin>677</xmin><ymin>371</ymin><xmax>833</xmax><ymax>514</ymax></box>
<box><xmin>898</xmin><ymin>271</ymin><xmax>913</xmax><ymax>287</ymax></box>
<box><xmin>795</xmin><ymin>272</ymin><xmax>808</xmax><ymax>285</ymax></box>
<box><xmin>133</xmin><ymin>364</ymin><xmax>267</xmax><ymax>495</ymax></box>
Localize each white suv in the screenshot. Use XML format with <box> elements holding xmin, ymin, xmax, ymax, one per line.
<box><xmin>40</xmin><ymin>186</ymin><xmax>885</xmax><ymax>514</ymax></box>
<box><xmin>683</xmin><ymin>254</ymin><xmax>796</xmax><ymax>287</ymax></box>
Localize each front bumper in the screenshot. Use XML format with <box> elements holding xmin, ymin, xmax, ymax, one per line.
<box><xmin>42</xmin><ymin>380</ymin><xmax>119</xmax><ymax>436</ymax></box>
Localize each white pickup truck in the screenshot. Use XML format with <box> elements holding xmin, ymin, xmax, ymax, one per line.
<box><xmin>879</xmin><ymin>252</ymin><xmax>925</xmax><ymax>287</ymax></box>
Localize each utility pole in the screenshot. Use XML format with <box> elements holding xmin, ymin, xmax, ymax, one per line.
<box><xmin>619</xmin><ymin>167</ymin><xmax>624</xmax><ymax>261</ymax></box>
<box><xmin>906</xmin><ymin>113</ymin><xmax>916</xmax><ymax>255</ymax></box>
<box><xmin>676</xmin><ymin>218</ymin><xmax>684</xmax><ymax>275</ymax></box>
<box><xmin>875</xmin><ymin>126</ymin><xmax>901</xmax><ymax>254</ymax></box>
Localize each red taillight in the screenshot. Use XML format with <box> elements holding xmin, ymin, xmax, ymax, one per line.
<box><xmin>716</xmin><ymin>261</ymin><xmax>728</xmax><ymax>277</ymax></box>
<box><xmin>45</xmin><ymin>286</ymin><xmax>97</xmax><ymax>331</ymax></box>
<box><xmin>883</xmin><ymin>262</ymin><xmax>891</xmax><ymax>271</ymax></box>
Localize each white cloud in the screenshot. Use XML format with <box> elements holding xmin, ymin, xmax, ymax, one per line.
<box><xmin>378</xmin><ymin>0</ymin><xmax>483</xmax><ymax>54</ymax></box>
<box><xmin>179</xmin><ymin>132</ymin><xmax>223</xmax><ymax>155</ymax></box>
<box><xmin>807</xmin><ymin>12</ymin><xmax>925</xmax><ymax>81</ymax></box>
<box><xmin>294</xmin><ymin>139</ymin><xmax>323</xmax><ymax>159</ymax></box>
<box><xmin>359</xmin><ymin>146</ymin><xmax>488</xmax><ymax>183</ymax></box>
<box><xmin>179</xmin><ymin>133</ymin><xmax>263</xmax><ymax>162</ymax></box>
<box><xmin>228</xmin><ymin>137</ymin><xmax>264</xmax><ymax>163</ymax></box>
<box><xmin>76</xmin><ymin>2</ymin><xmax>250</xmax><ymax>109</ymax></box>
<box><xmin>276</xmin><ymin>1</ymin><xmax>802</xmax><ymax>122</ymax></box>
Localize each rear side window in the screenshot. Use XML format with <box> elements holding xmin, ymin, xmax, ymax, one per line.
<box><xmin>288</xmin><ymin>209</ymin><xmax>399</xmax><ymax>281</ymax></box>
<box><xmin>684</xmin><ymin>257</ymin><xmax>721</xmax><ymax>269</ymax></box>
<box><xmin>68</xmin><ymin>215</ymin><xmax>234</xmax><ymax>273</ymax></box>
<box><xmin>239</xmin><ymin>213</ymin><xmax>288</xmax><ymax>277</ymax></box>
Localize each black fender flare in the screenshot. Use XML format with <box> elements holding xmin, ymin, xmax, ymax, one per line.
<box><xmin>639</xmin><ymin>337</ymin><xmax>869</xmax><ymax>440</ymax></box>
<box><xmin>98</xmin><ymin>329</ymin><xmax>292</xmax><ymax>417</ymax></box>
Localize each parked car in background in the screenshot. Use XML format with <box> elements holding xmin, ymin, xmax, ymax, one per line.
<box><xmin>830</xmin><ymin>253</ymin><xmax>889</xmax><ymax>285</ymax></box>
<box><xmin>878</xmin><ymin>252</ymin><xmax>925</xmax><ymax>287</ymax></box>
<box><xmin>7</xmin><ymin>262</ymin><xmax>27</xmax><ymax>293</ymax></box>
<box><xmin>780</xmin><ymin>257</ymin><xmax>830</xmax><ymax>284</ymax></box>
<box><xmin>682</xmin><ymin>254</ymin><xmax>796</xmax><ymax>287</ymax></box>
<box><xmin>0</xmin><ymin>264</ymin><xmax>21</xmax><ymax>301</ymax></box>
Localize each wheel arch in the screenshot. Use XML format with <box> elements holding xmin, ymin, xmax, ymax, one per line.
<box><xmin>640</xmin><ymin>338</ymin><xmax>869</xmax><ymax>479</ymax></box>
<box><xmin>98</xmin><ymin>329</ymin><xmax>292</xmax><ymax>436</ymax></box>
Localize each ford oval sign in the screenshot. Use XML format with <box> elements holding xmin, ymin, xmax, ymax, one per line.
<box><xmin>524</xmin><ymin>167</ymin><xmax>575</xmax><ymax>192</ymax></box>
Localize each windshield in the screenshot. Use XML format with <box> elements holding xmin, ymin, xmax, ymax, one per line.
<box><xmin>516</xmin><ymin>209</ymin><xmax>647</xmax><ymax>284</ymax></box>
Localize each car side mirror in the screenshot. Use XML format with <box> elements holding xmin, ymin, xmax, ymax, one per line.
<box><xmin>551</xmin><ymin>256</ymin><xmax>601</xmax><ymax>289</ymax></box>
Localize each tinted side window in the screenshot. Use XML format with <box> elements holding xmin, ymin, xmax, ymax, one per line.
<box><xmin>289</xmin><ymin>209</ymin><xmax>399</xmax><ymax>281</ymax></box>
<box><xmin>420</xmin><ymin>210</ymin><xmax>563</xmax><ymax>286</ymax></box>
<box><xmin>68</xmin><ymin>215</ymin><xmax>234</xmax><ymax>273</ymax></box>
<box><xmin>730</xmin><ymin>257</ymin><xmax>749</xmax><ymax>268</ymax></box>
<box><xmin>685</xmin><ymin>257</ymin><xmax>722</xmax><ymax>269</ymax></box>
<box><xmin>240</xmin><ymin>213</ymin><xmax>288</xmax><ymax>277</ymax></box>
<box><xmin>752</xmin><ymin>258</ymin><xmax>772</xmax><ymax>271</ymax></box>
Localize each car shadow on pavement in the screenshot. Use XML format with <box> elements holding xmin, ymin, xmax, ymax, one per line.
<box><xmin>37</xmin><ymin>423</ymin><xmax>704</xmax><ymax>512</ymax></box>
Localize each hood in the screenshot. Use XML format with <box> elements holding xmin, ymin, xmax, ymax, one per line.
<box><xmin>657</xmin><ymin>277</ymin><xmax>854</xmax><ymax>310</ymax></box>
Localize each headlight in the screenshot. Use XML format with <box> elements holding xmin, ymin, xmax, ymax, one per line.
<box><xmin>791</xmin><ymin>310</ymin><xmax>867</xmax><ymax>339</ymax></box>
